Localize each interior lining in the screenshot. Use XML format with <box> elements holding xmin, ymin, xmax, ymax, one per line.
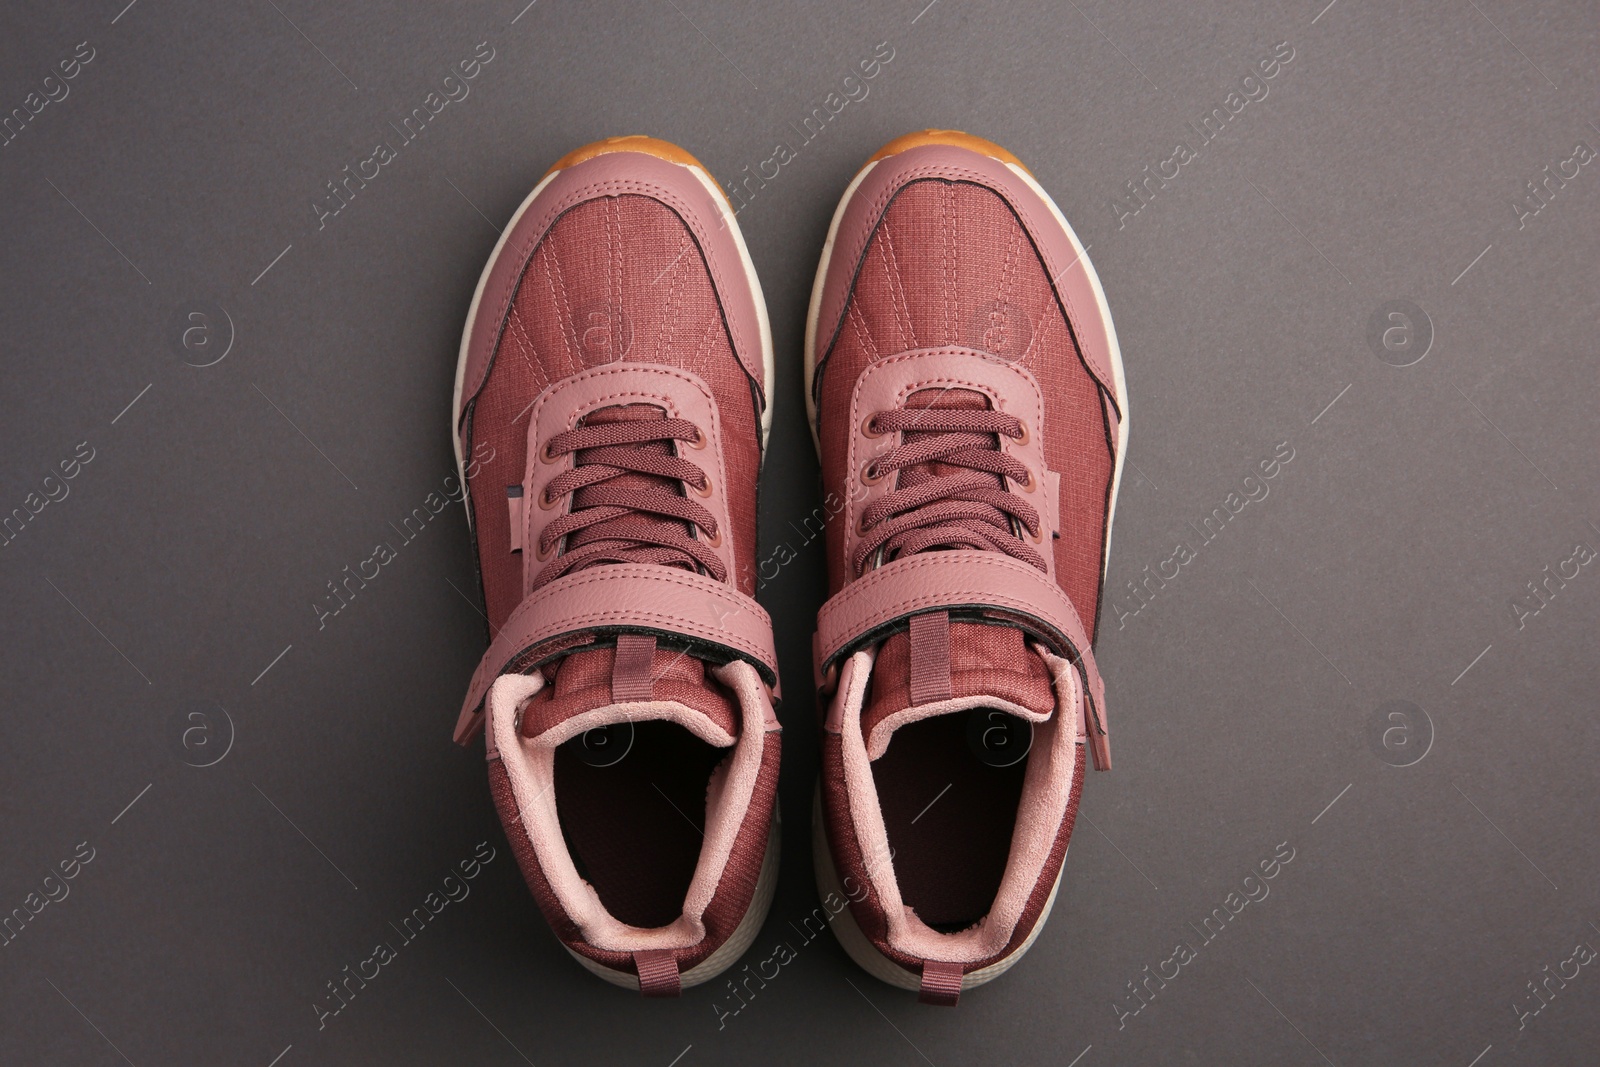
<box><xmin>870</xmin><ymin>712</ymin><xmax>1027</xmax><ymax>931</ymax></box>
<box><xmin>555</xmin><ymin>721</ymin><xmax>727</xmax><ymax>929</ymax></box>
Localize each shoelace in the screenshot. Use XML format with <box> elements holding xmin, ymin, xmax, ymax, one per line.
<box><xmin>853</xmin><ymin>398</ymin><xmax>1045</xmax><ymax>576</ymax></box>
<box><xmin>532</xmin><ymin>405</ymin><xmax>723</xmax><ymax>589</ymax></box>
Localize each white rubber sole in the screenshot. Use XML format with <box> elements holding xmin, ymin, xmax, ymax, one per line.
<box><xmin>810</xmin><ymin>783</ymin><xmax>1060</xmax><ymax>994</ymax></box>
<box><xmin>451</xmin><ymin>152</ymin><xmax>777</xmax><ymax>531</ymax></box>
<box><xmin>568</xmin><ymin>813</ymin><xmax>781</xmax><ymax>992</ymax></box>
<box><xmin>800</xmin><ymin>155</ymin><xmax>1130</xmax><ymax>578</ymax></box>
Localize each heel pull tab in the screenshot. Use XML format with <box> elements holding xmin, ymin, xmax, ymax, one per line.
<box><xmin>918</xmin><ymin>959</ymin><xmax>963</xmax><ymax>1006</ymax></box>
<box><xmin>635</xmin><ymin>949</ymin><xmax>681</xmax><ymax>998</ymax></box>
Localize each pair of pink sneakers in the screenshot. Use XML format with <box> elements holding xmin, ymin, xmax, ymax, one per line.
<box><xmin>449</xmin><ymin>131</ymin><xmax>1126</xmax><ymax>1005</ymax></box>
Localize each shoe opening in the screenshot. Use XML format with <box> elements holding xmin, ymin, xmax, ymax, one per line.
<box><xmin>555</xmin><ymin>720</ymin><xmax>729</xmax><ymax>929</ymax></box>
<box><xmin>871</xmin><ymin>710</ymin><xmax>1028</xmax><ymax>932</ymax></box>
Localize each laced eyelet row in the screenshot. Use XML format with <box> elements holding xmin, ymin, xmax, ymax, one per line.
<box><xmin>848</xmin><ymin>405</ymin><xmax>1047</xmax><ymax>574</ymax></box>
<box><xmin>523</xmin><ymin>413</ymin><xmax>726</xmax><ymax>587</ymax></box>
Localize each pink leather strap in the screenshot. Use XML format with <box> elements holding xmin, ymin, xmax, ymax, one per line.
<box><xmin>453</xmin><ymin>562</ymin><xmax>778</xmax><ymax>745</ymax></box>
<box><xmin>814</xmin><ymin>551</ymin><xmax>1110</xmax><ymax>769</ymax></box>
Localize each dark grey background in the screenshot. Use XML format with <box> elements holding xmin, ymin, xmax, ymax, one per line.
<box><xmin>2</xmin><ymin>0</ymin><xmax>1596</xmax><ymax>1063</ymax></box>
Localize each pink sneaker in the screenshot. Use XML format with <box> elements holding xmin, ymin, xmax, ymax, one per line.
<box><xmin>451</xmin><ymin>137</ymin><xmax>781</xmax><ymax>996</ymax></box>
<box><xmin>806</xmin><ymin>130</ymin><xmax>1127</xmax><ymax>1005</ymax></box>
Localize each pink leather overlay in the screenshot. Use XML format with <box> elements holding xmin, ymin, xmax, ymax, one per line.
<box><xmin>521</xmin><ymin>363</ymin><xmax>736</xmax><ymax>592</ymax></box>
<box><xmin>813</xmin><ymin>550</ymin><xmax>1109</xmax><ymax>769</ymax></box>
<box><xmin>453</xmin><ymin>562</ymin><xmax>778</xmax><ymax>745</ymax></box>
<box><xmin>844</xmin><ymin>348</ymin><xmax>1055</xmax><ymax>579</ymax></box>
<box><xmin>458</xmin><ymin>150</ymin><xmax>767</xmax><ymax>448</ymax></box>
<box><xmin>812</xmin><ymin>145</ymin><xmax>1118</xmax><ymax>414</ymax></box>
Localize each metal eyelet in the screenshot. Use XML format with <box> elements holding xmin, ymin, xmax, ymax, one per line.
<box><xmin>534</xmin><ymin>537</ymin><xmax>558</xmax><ymax>561</ymax></box>
<box><xmin>693</xmin><ymin>475</ymin><xmax>715</xmax><ymax>499</ymax></box>
<box><xmin>861</xmin><ymin>460</ymin><xmax>886</xmax><ymax>486</ymax></box>
<box><xmin>686</xmin><ymin>427</ymin><xmax>708</xmax><ymax>450</ymax></box>
<box><xmin>540</xmin><ymin>440</ymin><xmax>560</xmax><ymax>463</ymax></box>
<box><xmin>861</xmin><ymin>414</ymin><xmax>886</xmax><ymax>438</ymax></box>
<box><xmin>1012</xmin><ymin>419</ymin><xmax>1031</xmax><ymax>446</ymax></box>
<box><xmin>702</xmin><ymin>524</ymin><xmax>724</xmax><ymax>548</ymax></box>
<box><xmin>1028</xmin><ymin>523</ymin><xmax>1046</xmax><ymax>544</ymax></box>
<box><xmin>1015</xmin><ymin>470</ymin><xmax>1037</xmax><ymax>493</ymax></box>
<box><xmin>537</xmin><ymin>486</ymin><xmax>562</xmax><ymax>511</ymax></box>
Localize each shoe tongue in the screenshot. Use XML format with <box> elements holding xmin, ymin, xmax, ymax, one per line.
<box><xmin>518</xmin><ymin>644</ymin><xmax>740</xmax><ymax>747</ymax></box>
<box><xmin>861</xmin><ymin>620</ymin><xmax>1055</xmax><ymax>761</ymax></box>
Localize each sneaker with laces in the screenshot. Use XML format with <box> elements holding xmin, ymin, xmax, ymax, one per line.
<box><xmin>450</xmin><ymin>136</ymin><xmax>781</xmax><ymax>996</ymax></box>
<box><xmin>805</xmin><ymin>130</ymin><xmax>1127</xmax><ymax>1004</ymax></box>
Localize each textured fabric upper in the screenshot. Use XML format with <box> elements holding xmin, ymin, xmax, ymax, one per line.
<box><xmin>816</xmin><ymin>178</ymin><xmax>1113</xmax><ymax>632</ymax></box>
<box><xmin>520</xmin><ymin>643</ymin><xmax>739</xmax><ymax>740</ymax></box>
<box><xmin>863</xmin><ymin>621</ymin><xmax>1052</xmax><ymax>747</ymax></box>
<box><xmin>464</xmin><ymin>193</ymin><xmax>762</xmax><ymax>632</ymax></box>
